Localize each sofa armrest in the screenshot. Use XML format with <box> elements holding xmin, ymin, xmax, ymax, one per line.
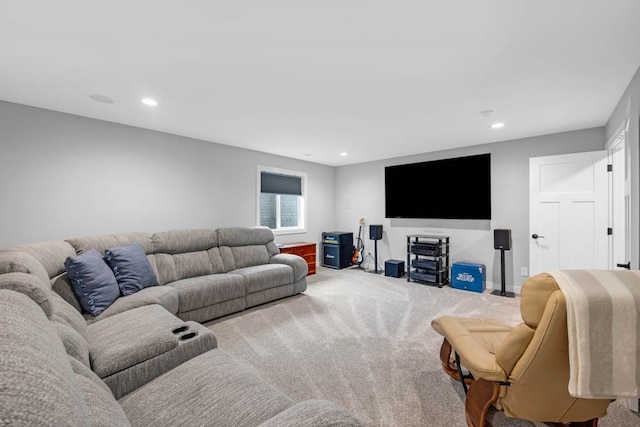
<box><xmin>89</xmin><ymin>304</ymin><xmax>217</xmax><ymax>398</ymax></box>
<box><xmin>258</xmin><ymin>399</ymin><xmax>366</xmax><ymax>427</ymax></box>
<box><xmin>270</xmin><ymin>253</ymin><xmax>308</xmax><ymax>281</ymax></box>
<box><xmin>437</xmin><ymin>315</ymin><xmax>508</xmax><ymax>382</ymax></box>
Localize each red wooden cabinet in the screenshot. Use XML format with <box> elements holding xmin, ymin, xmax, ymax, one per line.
<box><xmin>279</xmin><ymin>242</ymin><xmax>316</xmax><ymax>275</ymax></box>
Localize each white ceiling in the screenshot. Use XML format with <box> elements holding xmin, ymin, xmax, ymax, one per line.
<box><xmin>2</xmin><ymin>1</ymin><xmax>640</xmax><ymax>167</ymax></box>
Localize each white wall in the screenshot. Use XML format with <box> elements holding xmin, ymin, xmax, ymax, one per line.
<box><xmin>4</xmin><ymin>85</ymin><xmax>636</xmax><ymax>294</ymax></box>
<box><xmin>334</xmin><ymin>128</ymin><xmax>605</xmax><ymax>293</ymax></box>
<box><xmin>0</xmin><ymin>101</ymin><xmax>335</xmax><ymax>247</ymax></box>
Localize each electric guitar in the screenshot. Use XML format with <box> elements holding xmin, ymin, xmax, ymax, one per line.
<box><xmin>352</xmin><ymin>218</ymin><xmax>365</xmax><ymax>265</ymax></box>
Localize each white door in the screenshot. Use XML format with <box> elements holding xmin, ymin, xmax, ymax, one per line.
<box><xmin>608</xmin><ymin>130</ymin><xmax>631</xmax><ymax>270</ymax></box>
<box><xmin>607</xmin><ymin>127</ymin><xmax>637</xmax><ymax>413</ymax></box>
<box><xmin>529</xmin><ymin>151</ymin><xmax>609</xmax><ymax>275</ymax></box>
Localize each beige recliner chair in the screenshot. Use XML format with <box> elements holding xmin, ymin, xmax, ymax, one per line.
<box><xmin>431</xmin><ymin>273</ymin><xmax>613</xmax><ymax>427</ymax></box>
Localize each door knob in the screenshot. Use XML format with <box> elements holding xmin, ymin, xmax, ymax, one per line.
<box><xmin>616</xmin><ymin>262</ymin><xmax>631</xmax><ymax>270</ymax></box>
<box><xmin>531</xmin><ymin>234</ymin><xmax>545</xmax><ymax>239</ymax></box>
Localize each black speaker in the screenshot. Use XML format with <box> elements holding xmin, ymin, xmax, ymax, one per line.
<box><xmin>385</xmin><ymin>259</ymin><xmax>405</xmax><ymax>278</ymax></box>
<box><xmin>322</xmin><ymin>244</ymin><xmax>353</xmax><ymax>269</ymax></box>
<box><xmin>494</xmin><ymin>229</ymin><xmax>512</xmax><ymax>250</ymax></box>
<box><xmin>370</xmin><ymin>224</ymin><xmax>383</xmax><ymax>240</ymax></box>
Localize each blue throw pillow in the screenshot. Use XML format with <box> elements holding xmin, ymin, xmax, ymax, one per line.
<box><xmin>104</xmin><ymin>243</ymin><xmax>158</xmax><ymax>296</ymax></box>
<box><xmin>65</xmin><ymin>249</ymin><xmax>121</xmax><ymax>316</ymax></box>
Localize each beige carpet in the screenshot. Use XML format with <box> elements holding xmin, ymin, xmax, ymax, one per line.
<box><xmin>205</xmin><ymin>266</ymin><xmax>640</xmax><ymax>427</ymax></box>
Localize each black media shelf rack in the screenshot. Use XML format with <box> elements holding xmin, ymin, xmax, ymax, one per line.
<box><xmin>406</xmin><ymin>234</ymin><xmax>450</xmax><ymax>288</ymax></box>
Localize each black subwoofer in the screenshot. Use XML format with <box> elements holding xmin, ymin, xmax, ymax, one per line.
<box><xmin>385</xmin><ymin>259</ymin><xmax>405</xmax><ymax>278</ymax></box>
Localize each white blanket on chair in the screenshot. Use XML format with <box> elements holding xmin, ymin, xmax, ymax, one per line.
<box><xmin>548</xmin><ymin>270</ymin><xmax>640</xmax><ymax>399</ymax></box>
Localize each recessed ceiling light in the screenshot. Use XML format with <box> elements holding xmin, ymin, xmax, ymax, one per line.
<box><xmin>141</xmin><ymin>98</ymin><xmax>158</xmax><ymax>106</ymax></box>
<box><xmin>89</xmin><ymin>94</ymin><xmax>114</xmax><ymax>104</ymax></box>
<box><xmin>491</xmin><ymin>122</ymin><xmax>505</xmax><ymax>129</ymax></box>
<box><xmin>340</xmin><ymin>152</ymin><xmax>348</xmax><ymax>157</ymax></box>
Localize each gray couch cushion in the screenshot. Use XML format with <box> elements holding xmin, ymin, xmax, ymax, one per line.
<box><xmin>50</xmin><ymin>291</ymin><xmax>88</xmax><ymax>341</ymax></box>
<box><xmin>69</xmin><ymin>356</ymin><xmax>113</xmax><ymax>396</ymax></box>
<box><xmin>151</xmin><ymin>229</ymin><xmax>226</xmax><ymax>285</ymax></box>
<box><xmin>102</xmin><ymin>321</ymin><xmax>217</xmax><ymax>399</ymax></box>
<box><xmin>69</xmin><ymin>357</ymin><xmax>131</xmax><ymax>426</ymax></box>
<box><xmin>0</xmin><ymin>271</ymin><xmax>52</xmax><ymax>317</ymax></box>
<box><xmin>217</xmin><ymin>226</ymin><xmax>277</xmax><ymax>249</ymax></box>
<box><xmin>218</xmin><ymin>226</ymin><xmax>280</xmax><ymax>271</ymax></box>
<box><xmin>167</xmin><ymin>273</ymin><xmax>245</xmax><ymax>313</ymax></box>
<box><xmin>52</xmin><ymin>320</ymin><xmax>91</xmax><ymax>368</ymax></box>
<box><xmin>84</xmin><ymin>285</ymin><xmax>179</xmax><ymax>324</ymax></box>
<box><xmin>174</xmin><ymin>251</ymin><xmax>215</xmax><ymax>277</ymax></box>
<box><xmin>224</xmin><ymin>245</ymin><xmax>273</xmax><ymax>270</ymax></box>
<box><xmin>69</xmin><ymin>359</ymin><xmax>134</xmax><ymax>425</ymax></box>
<box><xmin>0</xmin><ymin>290</ymin><xmax>89</xmax><ymax>426</ymax></box>
<box><xmin>270</xmin><ymin>253</ymin><xmax>308</xmax><ymax>282</ymax></box>
<box><xmin>0</xmin><ymin>251</ymin><xmax>51</xmax><ymax>285</ymax></box>
<box><xmin>66</xmin><ymin>232</ymin><xmax>154</xmax><ymax>255</ymax></box>
<box><xmin>0</xmin><ymin>240</ymin><xmax>76</xmax><ymax>279</ymax></box>
<box><xmin>152</xmin><ymin>229</ymin><xmax>218</xmax><ymax>253</ymax></box>
<box><xmin>119</xmin><ymin>349</ymin><xmax>296</xmax><ymax>427</ymax></box>
<box><xmin>232</xmin><ymin>264</ymin><xmax>294</xmax><ymax>294</ymax></box>
<box><xmin>74</xmin><ymin>368</ymin><xmax>131</xmax><ymax>427</ymax></box>
<box><xmin>154</xmin><ymin>251</ymin><xmax>214</xmax><ymax>284</ymax></box>
<box><xmin>52</xmin><ymin>272</ymin><xmax>84</xmax><ymax>312</ymax></box>
<box><xmin>88</xmin><ymin>305</ymin><xmax>185</xmax><ymax>378</ymax></box>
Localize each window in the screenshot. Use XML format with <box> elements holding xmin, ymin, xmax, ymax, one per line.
<box><xmin>257</xmin><ymin>166</ymin><xmax>307</xmax><ymax>234</ymax></box>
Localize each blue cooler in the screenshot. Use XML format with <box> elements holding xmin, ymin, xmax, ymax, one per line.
<box><xmin>451</xmin><ymin>261</ymin><xmax>486</xmax><ymax>293</ymax></box>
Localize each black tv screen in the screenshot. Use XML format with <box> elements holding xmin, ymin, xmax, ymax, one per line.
<box><xmin>385</xmin><ymin>153</ymin><xmax>491</xmax><ymax>220</ymax></box>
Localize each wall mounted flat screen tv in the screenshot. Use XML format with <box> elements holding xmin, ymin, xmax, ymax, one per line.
<box><xmin>385</xmin><ymin>153</ymin><xmax>491</xmax><ymax>220</ymax></box>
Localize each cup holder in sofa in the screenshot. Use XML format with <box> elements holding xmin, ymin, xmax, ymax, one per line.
<box><xmin>171</xmin><ymin>325</ymin><xmax>189</xmax><ymax>334</ymax></box>
<box><xmin>179</xmin><ymin>332</ymin><xmax>198</xmax><ymax>341</ymax></box>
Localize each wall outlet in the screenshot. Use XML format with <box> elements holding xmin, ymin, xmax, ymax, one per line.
<box><xmin>521</xmin><ymin>267</ymin><xmax>529</xmax><ymax>277</ymax></box>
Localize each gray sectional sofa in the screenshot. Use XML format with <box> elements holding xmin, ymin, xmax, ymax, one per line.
<box><xmin>0</xmin><ymin>226</ymin><xmax>365</xmax><ymax>426</ymax></box>
<box><xmin>12</xmin><ymin>226</ymin><xmax>309</xmax><ymax>324</ymax></box>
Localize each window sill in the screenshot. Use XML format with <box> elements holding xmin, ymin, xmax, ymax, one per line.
<box><xmin>272</xmin><ymin>228</ymin><xmax>307</xmax><ymax>236</ymax></box>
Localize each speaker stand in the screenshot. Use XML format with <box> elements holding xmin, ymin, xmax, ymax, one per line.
<box><xmin>367</xmin><ymin>239</ymin><xmax>384</xmax><ymax>274</ymax></box>
<box><xmin>491</xmin><ymin>248</ymin><xmax>515</xmax><ymax>298</ymax></box>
